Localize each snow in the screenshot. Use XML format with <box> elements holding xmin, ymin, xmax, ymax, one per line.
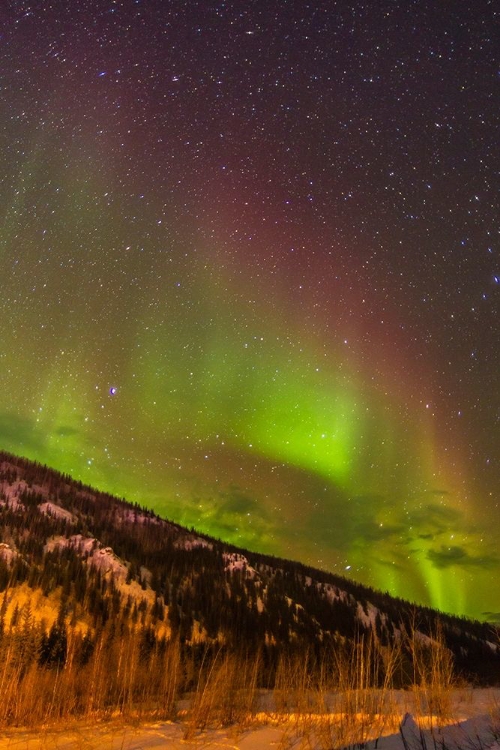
<box><xmin>0</xmin><ymin>542</ymin><xmax>16</xmax><ymax>564</ymax></box>
<box><xmin>45</xmin><ymin>534</ymin><xmax>156</xmax><ymax>605</ymax></box>
<box><xmin>0</xmin><ymin>479</ymin><xmax>29</xmax><ymax>510</ymax></box>
<box><xmin>86</xmin><ymin>543</ymin><xmax>129</xmax><ymax>579</ymax></box>
<box><xmin>320</xmin><ymin>581</ymin><xmax>348</xmax><ymax>603</ymax></box>
<box><xmin>357</xmin><ymin>600</ymin><xmax>381</xmax><ymax>629</ymax></box>
<box><xmin>118</xmin><ymin>508</ymin><xmax>162</xmax><ymax>526</ymax></box>
<box><xmin>45</xmin><ymin>535</ymin><xmax>127</xmax><ymax>578</ymax></box>
<box><xmin>0</xmin><ymin>479</ymin><xmax>54</xmax><ymax>511</ymax></box>
<box><xmin>45</xmin><ymin>534</ymin><xmax>97</xmax><ymax>555</ymax></box>
<box><xmin>0</xmin><ymin>461</ymin><xmax>20</xmax><ymax>474</ymax></box>
<box><xmin>0</xmin><ymin>689</ymin><xmax>498</xmax><ymax>749</ymax></box>
<box><xmin>223</xmin><ymin>552</ymin><xmax>257</xmax><ymax>578</ymax></box>
<box><xmin>175</xmin><ymin>537</ymin><xmax>213</xmax><ymax>551</ymax></box>
<box><xmin>39</xmin><ymin>502</ymin><xmax>77</xmax><ymax>523</ymax></box>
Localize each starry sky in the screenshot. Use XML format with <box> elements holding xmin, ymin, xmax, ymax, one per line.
<box><xmin>0</xmin><ymin>0</ymin><xmax>498</xmax><ymax>621</ymax></box>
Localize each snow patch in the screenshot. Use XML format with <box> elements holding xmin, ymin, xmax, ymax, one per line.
<box><xmin>88</xmin><ymin>545</ymin><xmax>129</xmax><ymax>580</ymax></box>
<box><xmin>44</xmin><ymin>535</ymin><xmax>155</xmax><ymax>603</ymax></box>
<box><xmin>0</xmin><ymin>480</ymin><xmax>29</xmax><ymax>510</ymax></box>
<box><xmin>0</xmin><ymin>461</ymin><xmax>21</xmax><ymax>475</ymax></box>
<box><xmin>0</xmin><ymin>542</ymin><xmax>16</xmax><ymax>564</ymax></box>
<box><xmin>357</xmin><ymin>601</ymin><xmax>380</xmax><ymax>629</ymax></box>
<box><xmin>118</xmin><ymin>508</ymin><xmax>162</xmax><ymax>526</ymax></box>
<box><xmin>176</xmin><ymin>537</ymin><xmax>213</xmax><ymax>551</ymax></box>
<box><xmin>38</xmin><ymin>502</ymin><xmax>77</xmax><ymax>523</ymax></box>
<box><xmin>45</xmin><ymin>534</ymin><xmax>97</xmax><ymax>555</ymax></box>
<box><xmin>223</xmin><ymin>552</ymin><xmax>257</xmax><ymax>578</ymax></box>
<box><xmin>319</xmin><ymin>582</ymin><xmax>345</xmax><ymax>603</ymax></box>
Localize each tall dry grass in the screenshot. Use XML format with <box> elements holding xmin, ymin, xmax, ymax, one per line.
<box><xmin>182</xmin><ymin>647</ymin><xmax>261</xmax><ymax>739</ymax></box>
<box><xmin>275</xmin><ymin>631</ymin><xmax>404</xmax><ymax>750</ymax></box>
<box><xmin>404</xmin><ymin>617</ymin><xmax>456</xmax><ymax>725</ymax></box>
<box><xmin>0</xmin><ymin>627</ymin><xmax>184</xmax><ymax>726</ymax></box>
<box><xmin>0</xmin><ymin>615</ymin><xmax>461</xmax><ymax>741</ymax></box>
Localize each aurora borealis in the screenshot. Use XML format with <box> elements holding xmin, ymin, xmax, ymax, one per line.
<box><xmin>0</xmin><ymin>0</ymin><xmax>498</xmax><ymax>620</ymax></box>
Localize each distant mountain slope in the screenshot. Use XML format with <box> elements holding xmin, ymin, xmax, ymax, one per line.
<box><xmin>0</xmin><ymin>449</ymin><xmax>498</xmax><ymax>686</ymax></box>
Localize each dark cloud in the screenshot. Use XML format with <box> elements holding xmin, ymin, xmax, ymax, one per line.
<box><xmin>353</xmin><ymin>518</ymin><xmax>405</xmax><ymax>543</ymax></box>
<box><xmin>0</xmin><ymin>412</ymin><xmax>45</xmax><ymax>453</ymax></box>
<box><xmin>374</xmin><ymin>557</ymin><xmax>406</xmax><ymax>572</ymax></box>
<box><xmin>428</xmin><ymin>545</ymin><xmax>498</xmax><ymax>570</ymax></box>
<box><xmin>217</xmin><ymin>487</ymin><xmax>266</xmax><ymax>517</ymax></box>
<box><xmin>481</xmin><ymin>612</ymin><xmax>500</xmax><ymax>624</ymax></box>
<box><xmin>188</xmin><ymin>486</ymin><xmax>275</xmax><ymax>549</ymax></box>
<box><xmin>55</xmin><ymin>425</ymin><xmax>80</xmax><ymax>437</ymax></box>
<box><xmin>351</xmin><ymin>493</ymin><xmax>387</xmax><ymax>508</ymax></box>
<box><xmin>409</xmin><ymin>503</ymin><xmax>464</xmax><ymax>539</ymax></box>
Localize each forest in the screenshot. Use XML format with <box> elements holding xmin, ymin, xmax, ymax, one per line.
<box><xmin>0</xmin><ymin>450</ymin><xmax>498</xmax><ymax>727</ymax></box>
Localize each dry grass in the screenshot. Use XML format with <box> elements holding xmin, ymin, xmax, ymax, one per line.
<box><xmin>182</xmin><ymin>647</ymin><xmax>261</xmax><ymax>739</ymax></box>
<box><xmin>0</xmin><ymin>616</ymin><xmax>467</xmax><ymax>749</ymax></box>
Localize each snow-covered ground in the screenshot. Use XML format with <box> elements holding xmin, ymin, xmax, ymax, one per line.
<box><xmin>38</xmin><ymin>502</ymin><xmax>77</xmax><ymax>524</ymax></box>
<box><xmin>0</xmin><ymin>689</ymin><xmax>498</xmax><ymax>749</ymax></box>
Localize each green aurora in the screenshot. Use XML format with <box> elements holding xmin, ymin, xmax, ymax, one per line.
<box><xmin>0</xmin><ymin>0</ymin><xmax>498</xmax><ymax>622</ymax></box>
<box><xmin>0</xmin><ymin>233</ymin><xmax>493</xmax><ymax>618</ymax></box>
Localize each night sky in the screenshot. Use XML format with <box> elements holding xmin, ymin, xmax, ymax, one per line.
<box><xmin>0</xmin><ymin>0</ymin><xmax>498</xmax><ymax>620</ymax></box>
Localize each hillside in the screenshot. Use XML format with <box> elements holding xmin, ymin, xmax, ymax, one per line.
<box><xmin>0</xmin><ymin>450</ymin><xmax>498</xmax><ymax>726</ymax></box>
